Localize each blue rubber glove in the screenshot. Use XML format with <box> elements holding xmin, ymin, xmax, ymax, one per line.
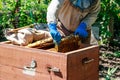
<box><xmin>74</xmin><ymin>22</ymin><xmax>88</xmax><ymax>38</ymax></box>
<box><xmin>48</xmin><ymin>23</ymin><xmax>61</xmax><ymax>44</ymax></box>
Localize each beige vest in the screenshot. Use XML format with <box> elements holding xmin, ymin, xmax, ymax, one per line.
<box><xmin>58</xmin><ymin>0</ymin><xmax>97</xmax><ymax>32</ymax></box>
<box><xmin>57</xmin><ymin>0</ymin><xmax>98</xmax><ymax>44</ymax></box>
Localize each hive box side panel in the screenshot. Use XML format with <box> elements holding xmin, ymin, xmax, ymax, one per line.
<box><xmin>0</xmin><ymin>64</ymin><xmax>51</xmax><ymax>80</ymax></box>
<box><xmin>67</xmin><ymin>45</ymin><xmax>99</xmax><ymax>80</ymax></box>
<box><xmin>0</xmin><ymin>43</ymin><xmax>67</xmax><ymax>80</ymax></box>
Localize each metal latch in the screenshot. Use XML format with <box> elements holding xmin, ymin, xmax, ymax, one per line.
<box><xmin>23</xmin><ymin>60</ymin><xmax>37</xmax><ymax>76</ymax></box>
<box><xmin>47</xmin><ymin>65</ymin><xmax>60</xmax><ymax>73</ymax></box>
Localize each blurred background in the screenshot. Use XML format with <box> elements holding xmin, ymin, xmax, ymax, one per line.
<box><xmin>0</xmin><ymin>0</ymin><xmax>120</xmax><ymax>79</ymax></box>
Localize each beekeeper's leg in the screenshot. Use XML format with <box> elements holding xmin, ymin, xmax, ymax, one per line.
<box><xmin>90</xmin><ymin>30</ymin><xmax>98</xmax><ymax>45</ymax></box>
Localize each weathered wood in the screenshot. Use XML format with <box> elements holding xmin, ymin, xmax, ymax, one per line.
<box><xmin>67</xmin><ymin>46</ymin><xmax>99</xmax><ymax>80</ymax></box>
<box><xmin>26</xmin><ymin>37</ymin><xmax>54</xmax><ymax>48</ymax></box>
<box><xmin>0</xmin><ymin>42</ymin><xmax>99</xmax><ymax>80</ymax></box>
<box><xmin>0</xmin><ymin>64</ymin><xmax>51</xmax><ymax>80</ymax></box>
<box><xmin>7</xmin><ymin>24</ymin><xmax>35</xmax><ymax>33</ymax></box>
<box><xmin>0</xmin><ymin>44</ymin><xmax>67</xmax><ymax>74</ymax></box>
<box><xmin>0</xmin><ymin>41</ymin><xmax>11</xmax><ymax>44</ymax></box>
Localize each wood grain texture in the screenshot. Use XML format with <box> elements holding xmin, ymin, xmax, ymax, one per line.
<box><xmin>0</xmin><ymin>43</ymin><xmax>99</xmax><ymax>80</ymax></box>
<box><xmin>0</xmin><ymin>43</ymin><xmax>67</xmax><ymax>80</ymax></box>
<box><xmin>67</xmin><ymin>46</ymin><xmax>99</xmax><ymax>80</ymax></box>
<box><xmin>0</xmin><ymin>64</ymin><xmax>50</xmax><ymax>80</ymax></box>
<box><xmin>25</xmin><ymin>37</ymin><xmax>54</xmax><ymax>48</ymax></box>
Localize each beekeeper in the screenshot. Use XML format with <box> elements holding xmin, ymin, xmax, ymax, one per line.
<box><xmin>47</xmin><ymin>0</ymin><xmax>101</xmax><ymax>45</ymax></box>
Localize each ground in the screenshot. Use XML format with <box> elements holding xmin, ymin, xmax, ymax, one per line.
<box><xmin>99</xmin><ymin>45</ymin><xmax>120</xmax><ymax>80</ymax></box>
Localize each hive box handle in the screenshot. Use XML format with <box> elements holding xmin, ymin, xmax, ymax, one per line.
<box><xmin>82</xmin><ymin>57</ymin><xmax>94</xmax><ymax>64</ymax></box>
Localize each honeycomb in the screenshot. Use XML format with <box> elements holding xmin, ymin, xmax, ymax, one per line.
<box><xmin>55</xmin><ymin>35</ymin><xmax>81</xmax><ymax>53</ymax></box>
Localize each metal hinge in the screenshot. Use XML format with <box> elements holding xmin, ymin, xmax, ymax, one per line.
<box><xmin>23</xmin><ymin>60</ymin><xmax>37</xmax><ymax>76</ymax></box>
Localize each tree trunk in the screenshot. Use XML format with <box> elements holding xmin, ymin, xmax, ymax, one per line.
<box><xmin>108</xmin><ymin>16</ymin><xmax>114</xmax><ymax>40</ymax></box>
<box><xmin>12</xmin><ymin>0</ymin><xmax>21</xmax><ymax>29</ymax></box>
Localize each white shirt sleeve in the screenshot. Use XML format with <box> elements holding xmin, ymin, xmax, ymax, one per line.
<box><xmin>82</xmin><ymin>0</ymin><xmax>101</xmax><ymax>28</ymax></box>
<box><xmin>47</xmin><ymin>0</ymin><xmax>64</xmax><ymax>24</ymax></box>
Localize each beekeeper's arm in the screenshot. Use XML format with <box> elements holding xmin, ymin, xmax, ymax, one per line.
<box><xmin>74</xmin><ymin>0</ymin><xmax>101</xmax><ymax>38</ymax></box>
<box><xmin>82</xmin><ymin>0</ymin><xmax>101</xmax><ymax>28</ymax></box>
<box><xmin>47</xmin><ymin>0</ymin><xmax>64</xmax><ymax>44</ymax></box>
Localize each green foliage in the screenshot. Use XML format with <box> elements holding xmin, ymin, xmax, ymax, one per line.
<box><xmin>0</xmin><ymin>0</ymin><xmax>120</xmax><ymax>43</ymax></box>
<box><xmin>98</xmin><ymin>0</ymin><xmax>120</xmax><ymax>45</ymax></box>
<box><xmin>0</xmin><ymin>0</ymin><xmax>51</xmax><ymax>28</ymax></box>
<box><xmin>105</xmin><ymin>66</ymin><xmax>118</xmax><ymax>80</ymax></box>
<box><xmin>113</xmin><ymin>51</ymin><xmax>120</xmax><ymax>58</ymax></box>
<box><xmin>0</xmin><ymin>0</ymin><xmax>51</xmax><ymax>40</ymax></box>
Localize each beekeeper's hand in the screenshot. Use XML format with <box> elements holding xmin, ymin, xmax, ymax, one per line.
<box><xmin>48</xmin><ymin>23</ymin><xmax>61</xmax><ymax>44</ymax></box>
<box><xmin>74</xmin><ymin>22</ymin><xmax>88</xmax><ymax>38</ymax></box>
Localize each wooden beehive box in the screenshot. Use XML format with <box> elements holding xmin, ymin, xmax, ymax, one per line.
<box><xmin>0</xmin><ymin>42</ymin><xmax>99</xmax><ymax>80</ymax></box>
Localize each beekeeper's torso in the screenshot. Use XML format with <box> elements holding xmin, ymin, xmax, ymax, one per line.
<box><xmin>47</xmin><ymin>0</ymin><xmax>100</xmax><ymax>31</ymax></box>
